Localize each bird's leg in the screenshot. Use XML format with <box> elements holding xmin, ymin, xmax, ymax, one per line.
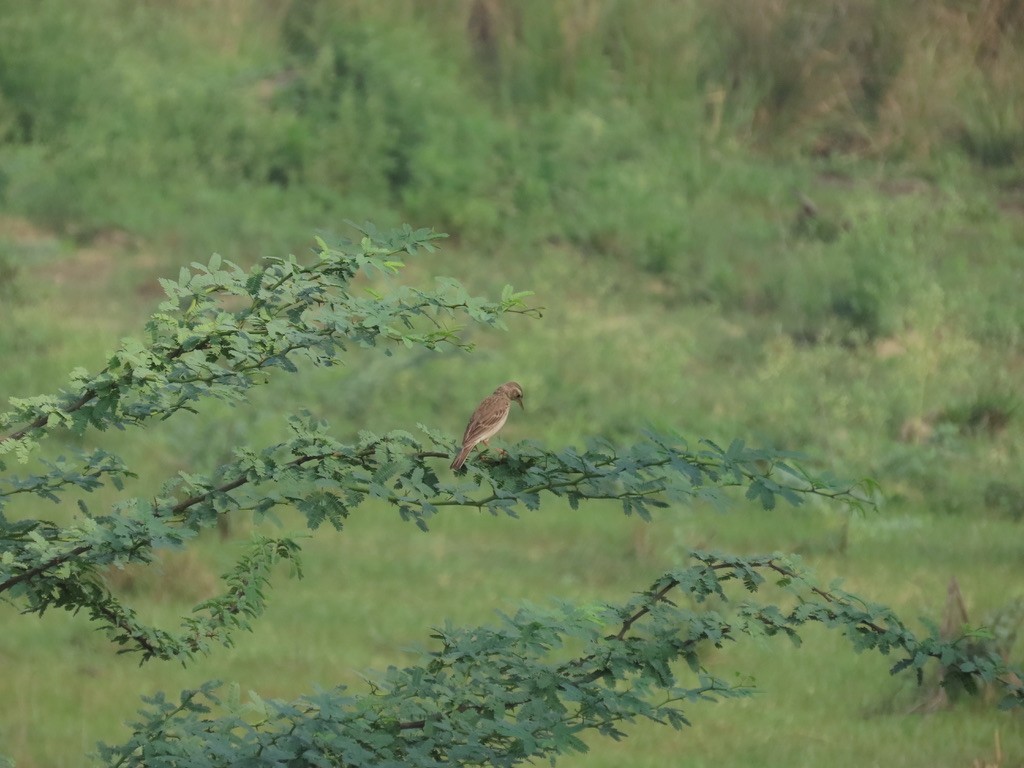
<box><xmin>479</xmin><ymin>440</ymin><xmax>510</xmax><ymax>463</ymax></box>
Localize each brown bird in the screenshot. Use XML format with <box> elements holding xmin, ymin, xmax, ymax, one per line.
<box><xmin>450</xmin><ymin>381</ymin><xmax>524</xmax><ymax>471</ymax></box>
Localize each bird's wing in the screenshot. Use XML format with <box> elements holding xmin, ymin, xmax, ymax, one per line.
<box><xmin>462</xmin><ymin>394</ymin><xmax>508</xmax><ymax>445</ymax></box>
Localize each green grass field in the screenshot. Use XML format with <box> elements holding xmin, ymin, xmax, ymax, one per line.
<box><xmin>1</xmin><ymin>2</ymin><xmax>1023</xmax><ymax>766</ymax></box>
<box><xmin>2</xmin><ymin>198</ymin><xmax>1021</xmax><ymax>765</ymax></box>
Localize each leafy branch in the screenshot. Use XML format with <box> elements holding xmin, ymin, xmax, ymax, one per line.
<box><xmin>0</xmin><ymin>222</ymin><xmax>537</xmax><ymax>455</ymax></box>
<box><xmin>0</xmin><ymin>414</ymin><xmax>871</xmax><ymax>662</ymax></box>
<box><xmin>0</xmin><ymin>223</ymin><xmax>538</xmax><ymax>663</ymax></box>
<box><xmin>97</xmin><ymin>552</ymin><xmax>1024</xmax><ymax>767</ymax></box>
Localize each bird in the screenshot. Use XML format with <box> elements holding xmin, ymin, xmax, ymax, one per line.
<box><xmin>450</xmin><ymin>381</ymin><xmax>524</xmax><ymax>471</ymax></box>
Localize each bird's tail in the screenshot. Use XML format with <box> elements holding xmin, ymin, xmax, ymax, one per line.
<box><xmin>450</xmin><ymin>444</ymin><xmax>473</xmax><ymax>471</ymax></box>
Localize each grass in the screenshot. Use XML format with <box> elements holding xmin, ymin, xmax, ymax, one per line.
<box><xmin>2</xmin><ymin>191</ymin><xmax>1023</xmax><ymax>765</ymax></box>
<box><xmin>3</xmin><ymin>498</ymin><xmax>1021</xmax><ymax>766</ymax></box>
<box><xmin>1</xmin><ymin>2</ymin><xmax>1023</xmax><ymax>765</ymax></box>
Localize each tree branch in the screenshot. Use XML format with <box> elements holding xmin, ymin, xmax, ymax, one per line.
<box><xmin>0</xmin><ymin>544</ymin><xmax>92</xmax><ymax>594</ymax></box>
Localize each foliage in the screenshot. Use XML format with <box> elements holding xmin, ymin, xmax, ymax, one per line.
<box><xmin>0</xmin><ymin>223</ymin><xmax>531</xmax><ymax>662</ymax></box>
<box><xmin>3</xmin><ymin>1</ymin><xmax>1023</xmax><ymax>262</ymax></box>
<box><xmin>1</xmin><ymin>224</ymin><xmax>1021</xmax><ymax>766</ymax></box>
<box><xmin>96</xmin><ymin>551</ymin><xmax>1024</xmax><ymax>767</ymax></box>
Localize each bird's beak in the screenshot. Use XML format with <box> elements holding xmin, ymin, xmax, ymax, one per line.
<box><xmin>517</xmin><ymin>399</ymin><xmax>525</xmax><ymax>411</ymax></box>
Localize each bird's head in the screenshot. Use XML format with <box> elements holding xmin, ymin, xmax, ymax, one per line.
<box><xmin>498</xmin><ymin>381</ymin><xmax>524</xmax><ymax>410</ymax></box>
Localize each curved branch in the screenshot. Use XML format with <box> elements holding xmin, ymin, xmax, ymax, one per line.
<box><xmin>98</xmin><ymin>553</ymin><xmax>1024</xmax><ymax>767</ymax></box>
<box><xmin>1</xmin><ymin>227</ymin><xmax>533</xmax><ymax>448</ymax></box>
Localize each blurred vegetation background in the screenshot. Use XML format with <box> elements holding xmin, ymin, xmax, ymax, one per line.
<box><xmin>0</xmin><ymin>1</ymin><xmax>1022</xmax><ymax>766</ymax></box>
